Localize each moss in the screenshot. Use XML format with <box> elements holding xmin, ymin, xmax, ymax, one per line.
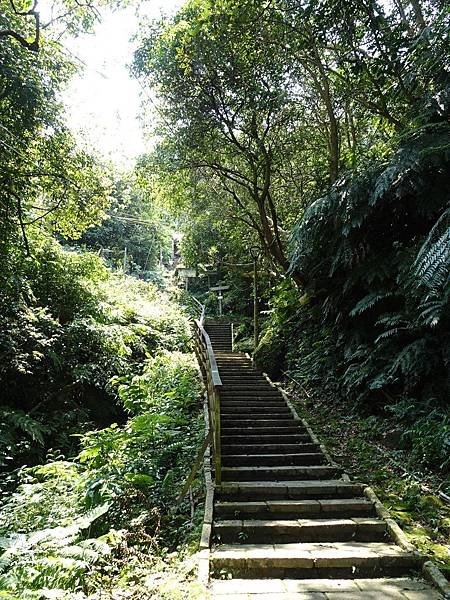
<box><xmin>253</xmin><ymin>326</ymin><xmax>286</xmax><ymax>379</ymax></box>
<box><xmin>288</xmin><ymin>383</ymin><xmax>450</xmax><ymax>572</ymax></box>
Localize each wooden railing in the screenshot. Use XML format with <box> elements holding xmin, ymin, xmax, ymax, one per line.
<box><xmin>192</xmin><ymin>297</ymin><xmax>223</xmax><ymax>486</ymax></box>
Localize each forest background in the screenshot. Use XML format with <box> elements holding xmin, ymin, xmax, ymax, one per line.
<box><xmin>0</xmin><ymin>0</ymin><xmax>449</xmax><ymax>597</ymax></box>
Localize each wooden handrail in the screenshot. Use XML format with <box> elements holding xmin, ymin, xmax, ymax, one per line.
<box><xmin>192</xmin><ymin>301</ymin><xmax>223</xmax><ymax>486</ymax></box>
<box><xmin>191</xmin><ymin>296</ymin><xmax>206</xmax><ymax>326</ymax></box>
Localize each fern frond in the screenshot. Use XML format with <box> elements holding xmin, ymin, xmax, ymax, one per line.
<box><xmin>388</xmin><ymin>339</ymin><xmax>428</xmax><ymax>376</ymax></box>
<box><xmin>350</xmin><ymin>292</ymin><xmax>394</xmax><ymax>317</ymax></box>
<box><xmin>374</xmin><ymin>327</ymin><xmax>408</xmax><ymax>343</ymax></box>
<box><xmin>418</xmin><ymin>297</ymin><xmax>448</xmax><ymax>327</ymax></box>
<box><xmin>0</xmin><ymin>408</ymin><xmax>48</xmax><ymax>445</ymax></box>
<box><xmin>413</xmin><ymin>208</ymin><xmax>450</xmax><ymax>293</ymax></box>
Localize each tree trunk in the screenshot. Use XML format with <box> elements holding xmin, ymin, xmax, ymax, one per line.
<box><xmin>409</xmin><ymin>0</ymin><xmax>426</xmax><ymax>29</ymax></box>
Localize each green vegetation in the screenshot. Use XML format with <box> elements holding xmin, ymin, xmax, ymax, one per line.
<box><xmin>131</xmin><ymin>0</ymin><xmax>449</xmax><ymax>569</ymax></box>
<box><xmin>1</xmin><ymin>2</ymin><xmax>207</xmax><ymax>597</ymax></box>
<box><xmin>0</xmin><ymin>349</ymin><xmax>205</xmax><ymax>597</ymax></box>
<box><xmin>1</xmin><ymin>0</ymin><xmax>449</xmax><ymax>594</ymax></box>
<box><xmin>289</xmin><ymin>383</ymin><xmax>450</xmax><ymax>574</ymax></box>
<box><xmin>134</xmin><ymin>0</ymin><xmax>448</xmax><ymax>481</ymax></box>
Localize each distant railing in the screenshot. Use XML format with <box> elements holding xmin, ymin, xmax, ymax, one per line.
<box><xmin>192</xmin><ymin>297</ymin><xmax>223</xmax><ymax>486</ymax></box>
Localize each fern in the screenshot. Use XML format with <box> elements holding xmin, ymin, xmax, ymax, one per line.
<box><xmin>388</xmin><ymin>339</ymin><xmax>429</xmax><ymax>377</ymax></box>
<box><xmin>0</xmin><ymin>407</ymin><xmax>48</xmax><ymax>445</ymax></box>
<box><xmin>349</xmin><ymin>292</ymin><xmax>394</xmax><ymax>317</ymax></box>
<box><xmin>413</xmin><ymin>208</ymin><xmax>450</xmax><ymax>294</ymax></box>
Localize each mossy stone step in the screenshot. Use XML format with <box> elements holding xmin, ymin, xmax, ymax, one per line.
<box><xmin>210</xmin><ymin>577</ymin><xmax>442</xmax><ymax>599</ymax></box>
<box><xmin>222</xmin><ymin>384</ymin><xmax>277</xmax><ymax>390</ymax></box>
<box><xmin>210</xmin><ymin>541</ymin><xmax>422</xmax><ymax>578</ymax></box>
<box><xmin>221</xmin><ymin>407</ymin><xmax>291</xmax><ymax>415</ymax></box>
<box><xmin>217</xmin><ymin>366</ymin><xmax>259</xmax><ymax>370</ymax></box>
<box><xmin>221</xmin><ymin>434</ymin><xmax>312</xmax><ymax>444</ymax></box>
<box><xmin>218</xmin><ymin>480</ymin><xmax>365</xmax><ymax>501</ymax></box>
<box><xmin>220</xmin><ymin>398</ymin><xmax>287</xmax><ymax>405</ymax></box>
<box><xmin>221</xmin><ymin>409</ymin><xmax>292</xmax><ymax>416</ymax></box>
<box><xmin>221</xmin><ymin>397</ymin><xmax>286</xmax><ymax>404</ymax></box>
<box><xmin>221</xmin><ymin>403</ymin><xmax>287</xmax><ymax>410</ymax></box>
<box><xmin>221</xmin><ymin>452</ymin><xmax>326</xmax><ymax>467</ymax></box>
<box><xmin>221</xmin><ymin>443</ymin><xmax>320</xmax><ymax>455</ymax></box>
<box><xmin>213</xmin><ymin>517</ymin><xmax>387</xmax><ymax>544</ymax></box>
<box><xmin>221</xmin><ymin>465</ymin><xmax>341</xmax><ymax>482</ymax></box>
<box><xmin>221</xmin><ymin>420</ymin><xmax>299</xmax><ymax>429</ymax></box>
<box><xmin>221</xmin><ymin>427</ymin><xmax>306</xmax><ymax>436</ymax></box>
<box><xmin>220</xmin><ymin>379</ymin><xmax>270</xmax><ymax>385</ymax></box>
<box><xmin>214</xmin><ymin>498</ymin><xmax>376</xmax><ymax>520</ymax></box>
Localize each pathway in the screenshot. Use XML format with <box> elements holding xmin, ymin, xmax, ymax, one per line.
<box><xmin>203</xmin><ymin>320</ymin><xmax>443</xmax><ymax>599</ymax></box>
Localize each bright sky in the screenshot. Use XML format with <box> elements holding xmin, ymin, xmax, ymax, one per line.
<box><xmin>58</xmin><ymin>1</ymin><xmax>184</xmax><ymax>168</ymax></box>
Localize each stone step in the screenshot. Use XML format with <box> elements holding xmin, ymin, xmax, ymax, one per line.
<box><xmin>221</xmin><ymin>453</ymin><xmax>326</xmax><ymax>467</ymax></box>
<box><xmin>221</xmin><ymin>407</ymin><xmax>291</xmax><ymax>415</ymax></box>
<box><xmin>221</xmin><ymin>405</ymin><xmax>290</xmax><ymax>413</ymax></box>
<box><xmin>216</xmin><ymin>356</ymin><xmax>251</xmax><ymax>361</ymax></box>
<box><xmin>220</xmin><ymin>395</ymin><xmax>284</xmax><ymax>403</ymax></box>
<box><xmin>221</xmin><ymin>443</ymin><xmax>320</xmax><ymax>455</ymax></box>
<box><xmin>221</xmin><ymin>465</ymin><xmax>340</xmax><ymax>482</ymax></box>
<box><xmin>217</xmin><ymin>364</ymin><xmax>253</xmax><ymax>368</ymax></box>
<box><xmin>222</xmin><ymin>385</ymin><xmax>276</xmax><ymax>391</ymax></box>
<box><xmin>220</xmin><ymin>401</ymin><xmax>287</xmax><ymax>409</ymax></box>
<box><xmin>218</xmin><ymin>367</ymin><xmax>253</xmax><ymax>370</ymax></box>
<box><xmin>218</xmin><ymin>480</ymin><xmax>365</xmax><ymax>501</ymax></box>
<box><xmin>221</xmin><ymin>426</ymin><xmax>305</xmax><ymax>436</ymax></box>
<box><xmin>210</xmin><ymin>577</ymin><xmax>441</xmax><ymax>599</ymax></box>
<box><xmin>220</xmin><ymin>372</ymin><xmax>265</xmax><ymax>377</ymax></box>
<box><xmin>221</xmin><ymin>390</ymin><xmax>285</xmax><ymax>397</ymax></box>
<box><xmin>221</xmin><ymin>433</ymin><xmax>312</xmax><ymax>444</ymax></box>
<box><xmin>216</xmin><ymin>360</ymin><xmax>253</xmax><ymax>364</ymax></box>
<box><xmin>215</xmin><ymin>498</ymin><xmax>376</xmax><ymax>520</ymax></box>
<box><xmin>220</xmin><ymin>373</ymin><xmax>262</xmax><ymax>378</ymax></box>
<box><xmin>221</xmin><ymin>422</ymin><xmax>300</xmax><ymax>432</ymax></box>
<box><xmin>221</xmin><ymin>396</ymin><xmax>285</xmax><ymax>403</ymax></box>
<box><xmin>221</xmin><ymin>378</ymin><xmax>268</xmax><ymax>384</ymax></box>
<box><xmin>219</xmin><ymin>372</ymin><xmax>261</xmax><ymax>377</ymax></box>
<box><xmin>216</xmin><ymin>364</ymin><xmax>252</xmax><ymax>368</ymax></box>
<box><xmin>213</xmin><ymin>517</ymin><xmax>387</xmax><ymax>544</ymax></box>
<box><xmin>221</xmin><ymin>409</ymin><xmax>297</xmax><ymax>427</ymax></box>
<box><xmin>210</xmin><ymin>541</ymin><xmax>421</xmax><ymax>578</ymax></box>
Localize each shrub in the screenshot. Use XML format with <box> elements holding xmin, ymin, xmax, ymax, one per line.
<box><xmin>0</xmin><ymin>351</ymin><xmax>203</xmax><ymax>597</ymax></box>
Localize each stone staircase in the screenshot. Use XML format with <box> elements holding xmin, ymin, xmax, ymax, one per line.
<box><xmin>203</xmin><ymin>320</ymin><xmax>443</xmax><ymax>599</ymax></box>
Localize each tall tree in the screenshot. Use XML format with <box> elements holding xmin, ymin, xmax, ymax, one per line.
<box><xmin>134</xmin><ymin>0</ymin><xmax>309</xmax><ymax>285</ymax></box>
<box><xmin>0</xmin><ymin>0</ymin><xmax>114</xmax><ymax>261</ymax></box>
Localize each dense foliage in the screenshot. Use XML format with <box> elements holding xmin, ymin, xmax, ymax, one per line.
<box><xmin>0</xmin><ymin>350</ymin><xmax>204</xmax><ymax>598</ymax></box>
<box><xmin>136</xmin><ymin>0</ymin><xmax>449</xmax><ymax>476</ymax></box>
<box><xmin>285</xmin><ymin>123</ymin><xmax>450</xmax><ymax>472</ymax></box>
<box><xmin>0</xmin><ymin>236</ymin><xmax>192</xmax><ymax>471</ymax></box>
<box><xmin>79</xmin><ymin>174</ymin><xmax>174</xmax><ymax>279</ymax></box>
<box><xmin>1</xmin><ymin>4</ymin><xmax>207</xmax><ymax>597</ymax></box>
<box><xmin>1</xmin><ymin>0</ymin><xmax>449</xmax><ymax>594</ymax></box>
<box><xmin>134</xmin><ymin>0</ymin><xmax>449</xmax><ymax>281</ymax></box>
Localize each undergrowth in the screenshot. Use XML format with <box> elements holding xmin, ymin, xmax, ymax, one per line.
<box><xmin>288</xmin><ymin>382</ymin><xmax>450</xmax><ymax>576</ymax></box>
<box><xmin>0</xmin><ymin>351</ymin><xmax>206</xmax><ymax>599</ymax></box>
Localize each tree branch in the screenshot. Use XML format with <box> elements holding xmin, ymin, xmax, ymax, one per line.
<box><xmin>1</xmin><ymin>0</ymin><xmax>40</xmax><ymax>52</ymax></box>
